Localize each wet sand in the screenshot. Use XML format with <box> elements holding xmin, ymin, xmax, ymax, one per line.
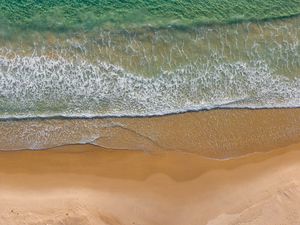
<box><xmin>1</xmin><ymin>109</ymin><xmax>300</xmax><ymax>224</ymax></box>
<box><xmin>2</xmin><ymin>109</ymin><xmax>300</xmax><ymax>159</ymax></box>
<box><xmin>0</xmin><ymin>142</ymin><xmax>300</xmax><ymax>225</ymax></box>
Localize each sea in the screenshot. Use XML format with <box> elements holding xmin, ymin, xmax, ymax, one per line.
<box><xmin>0</xmin><ymin>1</ymin><xmax>299</xmax><ymax>155</ymax></box>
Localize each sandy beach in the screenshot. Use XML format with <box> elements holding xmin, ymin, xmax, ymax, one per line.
<box><xmin>0</xmin><ymin>2</ymin><xmax>299</xmax><ymax>223</ymax></box>
<box><xmin>1</xmin><ymin>138</ymin><xmax>300</xmax><ymax>224</ymax></box>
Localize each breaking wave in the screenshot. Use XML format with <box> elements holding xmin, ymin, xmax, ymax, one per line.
<box><xmin>0</xmin><ymin>55</ymin><xmax>299</xmax><ymax>120</ymax></box>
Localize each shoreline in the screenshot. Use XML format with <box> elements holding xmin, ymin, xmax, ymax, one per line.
<box><xmin>1</xmin><ymin>106</ymin><xmax>300</xmax><ymax>122</ymax></box>
<box><xmin>1</xmin><ymin>108</ymin><xmax>300</xmax><ymax>159</ymax></box>
<box><xmin>1</xmin><ymin>108</ymin><xmax>300</xmax><ymax>224</ymax></box>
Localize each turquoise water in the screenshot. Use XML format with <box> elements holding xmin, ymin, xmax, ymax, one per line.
<box><xmin>0</xmin><ymin>1</ymin><xmax>299</xmax><ymax>151</ymax></box>
<box><xmin>1</xmin><ymin>0</ymin><xmax>300</xmax><ymax>31</ymax></box>
<box><xmin>0</xmin><ymin>15</ymin><xmax>299</xmax><ymax>119</ymax></box>
<box><xmin>0</xmin><ymin>0</ymin><xmax>300</xmax><ymax>119</ymax></box>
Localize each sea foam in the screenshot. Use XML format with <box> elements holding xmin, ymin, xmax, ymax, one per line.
<box><xmin>0</xmin><ymin>54</ymin><xmax>299</xmax><ymax>119</ymax></box>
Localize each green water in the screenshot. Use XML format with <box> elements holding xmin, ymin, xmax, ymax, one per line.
<box><xmin>0</xmin><ymin>16</ymin><xmax>299</xmax><ymax>118</ymax></box>
<box><xmin>0</xmin><ymin>2</ymin><xmax>299</xmax><ymax>119</ymax></box>
<box><xmin>1</xmin><ymin>0</ymin><xmax>300</xmax><ymax>31</ymax></box>
<box><xmin>0</xmin><ymin>1</ymin><xmax>300</xmax><ymax>151</ymax></box>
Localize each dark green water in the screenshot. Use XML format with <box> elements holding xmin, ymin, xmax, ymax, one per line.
<box><xmin>1</xmin><ymin>0</ymin><xmax>300</xmax><ymax>31</ymax></box>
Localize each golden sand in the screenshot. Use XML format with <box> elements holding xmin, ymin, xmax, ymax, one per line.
<box><xmin>0</xmin><ymin>143</ymin><xmax>299</xmax><ymax>225</ymax></box>
<box><xmin>0</xmin><ymin>109</ymin><xmax>300</xmax><ymax>224</ymax></box>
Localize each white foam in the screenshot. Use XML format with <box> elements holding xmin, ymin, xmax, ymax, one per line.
<box><xmin>0</xmin><ymin>54</ymin><xmax>299</xmax><ymax>119</ymax></box>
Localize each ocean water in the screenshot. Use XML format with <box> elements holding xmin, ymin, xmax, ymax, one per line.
<box><xmin>0</xmin><ymin>17</ymin><xmax>299</xmax><ymax>118</ymax></box>
<box><xmin>0</xmin><ymin>1</ymin><xmax>299</xmax><ymax>153</ymax></box>
<box><xmin>1</xmin><ymin>0</ymin><xmax>300</xmax><ymax>30</ymax></box>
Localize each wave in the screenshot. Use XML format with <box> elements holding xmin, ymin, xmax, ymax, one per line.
<box><xmin>0</xmin><ymin>55</ymin><xmax>299</xmax><ymax>120</ymax></box>
<box><xmin>0</xmin><ymin>17</ymin><xmax>299</xmax><ymax>120</ymax></box>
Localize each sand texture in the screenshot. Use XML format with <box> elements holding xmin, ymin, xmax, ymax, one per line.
<box><xmin>2</xmin><ymin>109</ymin><xmax>300</xmax><ymax>159</ymax></box>
<box><xmin>1</xmin><ymin>109</ymin><xmax>300</xmax><ymax>224</ymax></box>
<box><xmin>0</xmin><ymin>142</ymin><xmax>300</xmax><ymax>225</ymax></box>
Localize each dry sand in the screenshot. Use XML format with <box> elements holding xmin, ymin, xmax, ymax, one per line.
<box><xmin>1</xmin><ymin>142</ymin><xmax>300</xmax><ymax>225</ymax></box>
<box><xmin>0</xmin><ymin>108</ymin><xmax>300</xmax><ymax>225</ymax></box>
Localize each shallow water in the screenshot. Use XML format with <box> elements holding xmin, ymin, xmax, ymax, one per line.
<box><xmin>0</xmin><ymin>4</ymin><xmax>299</xmax><ymax>152</ymax></box>
<box><xmin>1</xmin><ymin>109</ymin><xmax>300</xmax><ymax>159</ymax></box>
<box><xmin>0</xmin><ymin>17</ymin><xmax>299</xmax><ymax>119</ymax></box>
